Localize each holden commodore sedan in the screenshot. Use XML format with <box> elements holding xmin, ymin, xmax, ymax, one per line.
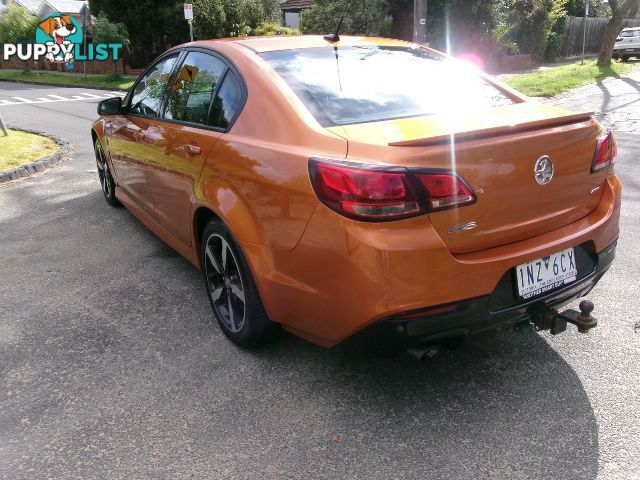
<box><xmin>91</xmin><ymin>36</ymin><xmax>620</xmax><ymax>348</ymax></box>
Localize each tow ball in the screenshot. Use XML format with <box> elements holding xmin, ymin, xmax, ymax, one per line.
<box><xmin>533</xmin><ymin>300</ymin><xmax>598</xmax><ymax>335</ymax></box>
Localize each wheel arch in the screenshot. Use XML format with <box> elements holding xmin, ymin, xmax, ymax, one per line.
<box><xmin>193</xmin><ymin>204</ymin><xmax>263</xmax><ymax>267</ymax></box>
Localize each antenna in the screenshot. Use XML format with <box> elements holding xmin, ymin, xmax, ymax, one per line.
<box><xmin>323</xmin><ymin>15</ymin><xmax>344</xmax><ymax>43</ymax></box>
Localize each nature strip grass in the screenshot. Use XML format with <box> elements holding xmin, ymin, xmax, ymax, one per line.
<box><xmin>0</xmin><ymin>70</ymin><xmax>135</xmax><ymax>91</ymax></box>
<box><xmin>500</xmin><ymin>59</ymin><xmax>640</xmax><ymax>97</ymax></box>
<box><xmin>0</xmin><ymin>129</ymin><xmax>59</xmax><ymax>173</ymax></box>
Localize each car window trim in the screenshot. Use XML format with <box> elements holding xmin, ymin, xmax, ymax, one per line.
<box><xmin>124</xmin><ymin>49</ymin><xmax>185</xmax><ymax>119</ymax></box>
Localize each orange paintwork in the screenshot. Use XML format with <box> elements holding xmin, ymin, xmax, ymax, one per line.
<box><xmin>92</xmin><ymin>36</ymin><xmax>621</xmax><ymax>348</ymax></box>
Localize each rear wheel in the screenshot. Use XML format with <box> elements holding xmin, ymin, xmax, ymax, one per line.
<box><xmin>94</xmin><ymin>139</ymin><xmax>120</xmax><ymax>207</ymax></box>
<box><xmin>202</xmin><ymin>220</ymin><xmax>278</xmax><ymax>347</ymax></box>
<box><xmin>622</xmin><ymin>55</ymin><xmax>630</xmax><ymax>62</ymax></box>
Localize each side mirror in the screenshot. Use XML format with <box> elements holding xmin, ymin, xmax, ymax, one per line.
<box><xmin>98</xmin><ymin>97</ymin><xmax>123</xmax><ymax>115</ymax></box>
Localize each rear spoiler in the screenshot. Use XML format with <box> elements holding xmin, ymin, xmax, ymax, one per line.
<box><xmin>388</xmin><ymin>111</ymin><xmax>595</xmax><ymax>147</ymax></box>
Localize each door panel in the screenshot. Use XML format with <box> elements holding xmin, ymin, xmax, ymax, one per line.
<box><xmin>145</xmin><ymin>51</ymin><xmax>232</xmax><ymax>246</ymax></box>
<box><xmin>109</xmin><ymin>115</ymin><xmax>155</xmax><ymax>214</ymax></box>
<box><xmin>145</xmin><ymin>122</ymin><xmax>221</xmax><ymax>245</ymax></box>
<box><xmin>107</xmin><ymin>53</ymin><xmax>179</xmax><ymax>214</ymax></box>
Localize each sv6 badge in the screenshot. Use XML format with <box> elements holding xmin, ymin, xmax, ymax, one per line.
<box><xmin>448</xmin><ymin>221</ymin><xmax>478</xmax><ymax>234</ymax></box>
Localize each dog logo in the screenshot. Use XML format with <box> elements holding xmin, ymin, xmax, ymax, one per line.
<box><xmin>35</xmin><ymin>13</ymin><xmax>81</xmax><ymax>63</ymax></box>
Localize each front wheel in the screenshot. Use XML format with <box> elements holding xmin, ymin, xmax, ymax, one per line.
<box><xmin>621</xmin><ymin>55</ymin><xmax>630</xmax><ymax>62</ymax></box>
<box><xmin>202</xmin><ymin>220</ymin><xmax>279</xmax><ymax>347</ymax></box>
<box><xmin>94</xmin><ymin>138</ymin><xmax>120</xmax><ymax>207</ymax></box>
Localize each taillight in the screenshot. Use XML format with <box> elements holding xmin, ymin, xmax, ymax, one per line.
<box><xmin>591</xmin><ymin>130</ymin><xmax>617</xmax><ymax>173</ymax></box>
<box><xmin>415</xmin><ymin>173</ymin><xmax>476</xmax><ymax>210</ymax></box>
<box><xmin>309</xmin><ymin>158</ymin><xmax>476</xmax><ymax>221</ymax></box>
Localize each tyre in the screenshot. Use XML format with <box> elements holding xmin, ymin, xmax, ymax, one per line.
<box><xmin>201</xmin><ymin>220</ymin><xmax>279</xmax><ymax>347</ymax></box>
<box><xmin>94</xmin><ymin>138</ymin><xmax>120</xmax><ymax>207</ymax></box>
<box><xmin>622</xmin><ymin>55</ymin><xmax>630</xmax><ymax>62</ymax></box>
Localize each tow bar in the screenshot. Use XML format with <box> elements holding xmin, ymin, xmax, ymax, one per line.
<box><xmin>533</xmin><ymin>300</ymin><xmax>598</xmax><ymax>335</ymax></box>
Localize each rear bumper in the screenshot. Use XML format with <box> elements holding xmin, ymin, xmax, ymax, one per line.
<box><xmin>613</xmin><ymin>47</ymin><xmax>640</xmax><ymax>55</ymax></box>
<box><xmin>244</xmin><ymin>175</ymin><xmax>621</xmax><ymax>348</ymax></box>
<box><xmin>368</xmin><ymin>239</ymin><xmax>616</xmax><ymax>346</ymax></box>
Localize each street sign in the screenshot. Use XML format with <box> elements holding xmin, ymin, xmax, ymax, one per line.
<box><xmin>184</xmin><ymin>3</ymin><xmax>193</xmax><ymax>20</ymax></box>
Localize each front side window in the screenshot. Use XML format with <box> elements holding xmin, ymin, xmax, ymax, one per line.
<box><xmin>261</xmin><ymin>46</ymin><xmax>513</xmax><ymax>127</ymax></box>
<box><xmin>129</xmin><ymin>54</ymin><xmax>178</xmax><ymax>117</ymax></box>
<box><xmin>164</xmin><ymin>52</ymin><xmax>227</xmax><ymax>125</ymax></box>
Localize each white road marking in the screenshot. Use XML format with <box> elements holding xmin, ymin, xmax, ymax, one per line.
<box><xmin>0</xmin><ymin>91</ymin><xmax>126</xmax><ymax>106</ymax></box>
<box><xmin>78</xmin><ymin>92</ymin><xmax>104</xmax><ymax>99</ymax></box>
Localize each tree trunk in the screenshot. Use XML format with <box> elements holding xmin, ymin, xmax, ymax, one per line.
<box><xmin>597</xmin><ymin>8</ymin><xmax>624</xmax><ymax>65</ymax></box>
<box><xmin>390</xmin><ymin>0</ymin><xmax>413</xmax><ymax>41</ymax></box>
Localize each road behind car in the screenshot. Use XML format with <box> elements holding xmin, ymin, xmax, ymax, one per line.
<box><xmin>0</xmin><ymin>80</ymin><xmax>639</xmax><ymax>479</ymax></box>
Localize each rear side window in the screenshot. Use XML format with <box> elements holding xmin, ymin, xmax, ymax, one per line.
<box><xmin>164</xmin><ymin>51</ymin><xmax>227</xmax><ymax>125</ymax></box>
<box><xmin>129</xmin><ymin>54</ymin><xmax>178</xmax><ymax>117</ymax></box>
<box><xmin>261</xmin><ymin>46</ymin><xmax>513</xmax><ymax>127</ymax></box>
<box><xmin>210</xmin><ymin>71</ymin><xmax>243</xmax><ymax>129</ymax></box>
<box><xmin>620</xmin><ymin>30</ymin><xmax>640</xmax><ymax>37</ymax></box>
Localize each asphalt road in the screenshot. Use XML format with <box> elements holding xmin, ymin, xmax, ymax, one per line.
<box><xmin>0</xmin><ymin>80</ymin><xmax>639</xmax><ymax>480</ymax></box>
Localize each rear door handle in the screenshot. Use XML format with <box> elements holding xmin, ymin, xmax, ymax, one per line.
<box><xmin>178</xmin><ymin>144</ymin><xmax>202</xmax><ymax>156</ymax></box>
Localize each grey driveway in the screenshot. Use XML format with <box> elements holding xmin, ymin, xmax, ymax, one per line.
<box><xmin>0</xmin><ymin>80</ymin><xmax>639</xmax><ymax>479</ymax></box>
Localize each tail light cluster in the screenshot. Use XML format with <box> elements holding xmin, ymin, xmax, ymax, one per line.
<box><xmin>309</xmin><ymin>158</ymin><xmax>476</xmax><ymax>221</ymax></box>
<box><xmin>591</xmin><ymin>130</ymin><xmax>617</xmax><ymax>173</ymax></box>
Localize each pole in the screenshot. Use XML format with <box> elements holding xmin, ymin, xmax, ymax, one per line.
<box><xmin>413</xmin><ymin>0</ymin><xmax>427</xmax><ymax>45</ymax></box>
<box><xmin>83</xmin><ymin>9</ymin><xmax>87</xmax><ymax>80</ymax></box>
<box><xmin>0</xmin><ymin>113</ymin><xmax>7</xmax><ymax>136</ymax></box>
<box><xmin>582</xmin><ymin>1</ymin><xmax>589</xmax><ymax>63</ymax></box>
<box><xmin>189</xmin><ymin>19</ymin><xmax>193</xmax><ymax>42</ymax></box>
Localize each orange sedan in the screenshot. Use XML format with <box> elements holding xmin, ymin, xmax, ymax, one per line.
<box><xmin>91</xmin><ymin>36</ymin><xmax>620</xmax><ymax>348</ymax></box>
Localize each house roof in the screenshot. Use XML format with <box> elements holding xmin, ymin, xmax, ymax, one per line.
<box><xmin>10</xmin><ymin>0</ymin><xmax>43</xmax><ymax>14</ymax></box>
<box><xmin>280</xmin><ymin>0</ymin><xmax>315</xmax><ymax>11</ymax></box>
<box><xmin>38</xmin><ymin>0</ymin><xmax>88</xmax><ymax>15</ymax></box>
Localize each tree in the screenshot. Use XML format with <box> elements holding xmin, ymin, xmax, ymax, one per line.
<box><xmin>89</xmin><ymin>0</ymin><xmax>189</xmax><ymax>67</ymax></box>
<box><xmin>598</xmin><ymin>0</ymin><xmax>640</xmax><ymax>65</ymax></box>
<box><xmin>492</xmin><ymin>0</ymin><xmax>568</xmax><ymax>61</ymax></box>
<box><xmin>191</xmin><ymin>0</ymin><xmax>276</xmax><ymax>39</ymax></box>
<box><xmin>0</xmin><ymin>4</ymin><xmax>38</xmax><ymax>44</ymax></box>
<box><xmin>301</xmin><ymin>0</ymin><xmax>390</xmax><ymax>36</ymax></box>
<box><xmin>92</xmin><ymin>14</ymin><xmax>130</xmax><ymax>74</ymax></box>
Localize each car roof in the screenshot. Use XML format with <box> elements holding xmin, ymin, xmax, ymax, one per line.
<box><xmin>621</xmin><ymin>27</ymin><xmax>640</xmax><ymax>31</ymax></box>
<box><xmin>189</xmin><ymin>35</ymin><xmax>416</xmax><ymax>53</ymax></box>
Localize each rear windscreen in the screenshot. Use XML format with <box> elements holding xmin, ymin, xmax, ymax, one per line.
<box><xmin>261</xmin><ymin>46</ymin><xmax>513</xmax><ymax>127</ymax></box>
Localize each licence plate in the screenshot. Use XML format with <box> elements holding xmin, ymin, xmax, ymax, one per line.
<box><xmin>626</xmin><ymin>49</ymin><xmax>635</xmax><ymax>52</ymax></box>
<box><xmin>515</xmin><ymin>247</ymin><xmax>577</xmax><ymax>299</ymax></box>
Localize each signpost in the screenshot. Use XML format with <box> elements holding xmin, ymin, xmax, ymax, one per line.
<box><xmin>581</xmin><ymin>1</ymin><xmax>589</xmax><ymax>64</ymax></box>
<box><xmin>184</xmin><ymin>3</ymin><xmax>194</xmax><ymax>42</ymax></box>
